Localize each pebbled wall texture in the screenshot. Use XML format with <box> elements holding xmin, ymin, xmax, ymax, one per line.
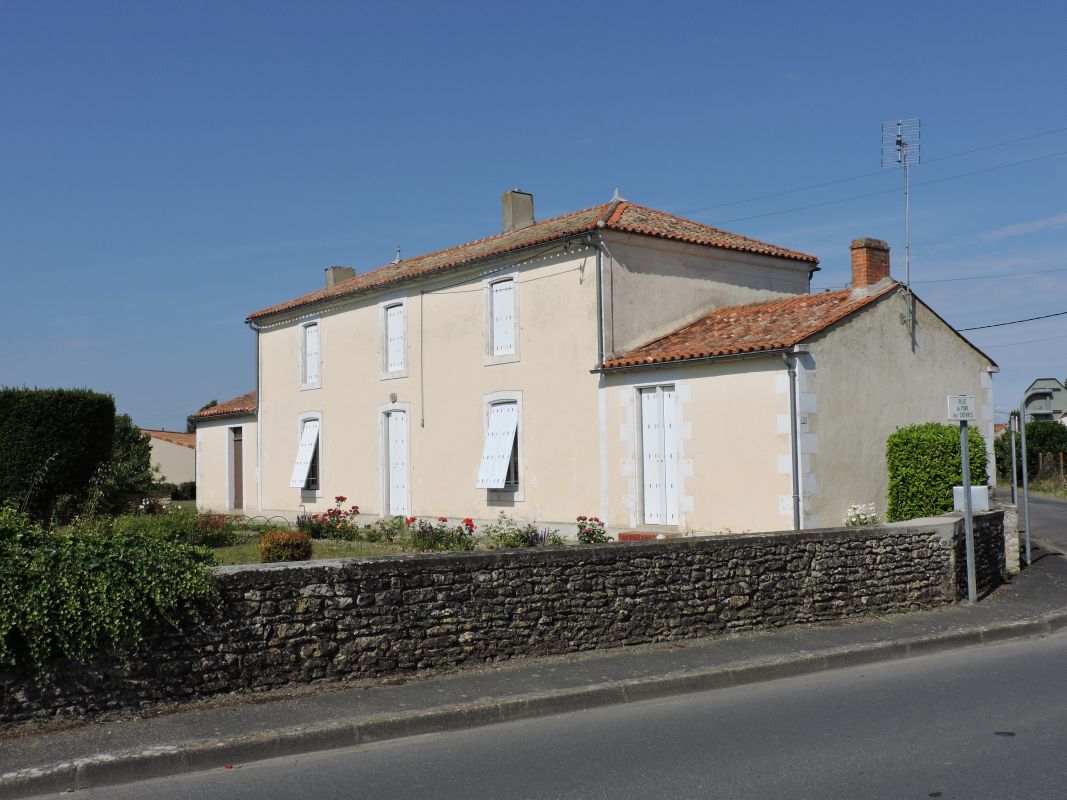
<box><xmin>1</xmin><ymin>512</ymin><xmax>1004</xmax><ymax>724</ymax></box>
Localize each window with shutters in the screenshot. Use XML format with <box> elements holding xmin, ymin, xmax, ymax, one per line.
<box><xmin>484</xmin><ymin>275</ymin><xmax>519</xmax><ymax>365</ymax></box>
<box><xmin>290</xmin><ymin>414</ymin><xmax>322</xmax><ymax>493</ymax></box>
<box><xmin>381</xmin><ymin>301</ymin><xmax>407</xmax><ymax>378</ymax></box>
<box><xmin>477</xmin><ymin>392</ymin><xmax>523</xmax><ymax>501</ymax></box>
<box><xmin>301</xmin><ymin>321</ymin><xmax>321</xmax><ymax>390</ymax></box>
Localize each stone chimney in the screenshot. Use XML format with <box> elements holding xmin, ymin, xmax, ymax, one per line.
<box><xmin>501</xmin><ymin>190</ymin><xmax>535</xmax><ymax>233</ymax></box>
<box><xmin>849</xmin><ymin>238</ymin><xmax>891</xmax><ymax>295</ymax></box>
<box><xmin>325</xmin><ymin>266</ymin><xmax>355</xmax><ymax>288</ymax></box>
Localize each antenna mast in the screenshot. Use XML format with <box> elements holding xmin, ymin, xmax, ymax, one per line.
<box><xmin>882</xmin><ymin>118</ymin><xmax>920</xmax><ymax>349</ymax></box>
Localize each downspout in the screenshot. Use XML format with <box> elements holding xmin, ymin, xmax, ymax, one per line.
<box><xmin>246</xmin><ymin>319</ymin><xmax>262</xmax><ymax>514</ymax></box>
<box><xmin>782</xmin><ymin>347</ymin><xmax>805</xmax><ymax>531</ymax></box>
<box><xmin>585</xmin><ymin>234</ymin><xmax>605</xmax><ymax>365</ymax></box>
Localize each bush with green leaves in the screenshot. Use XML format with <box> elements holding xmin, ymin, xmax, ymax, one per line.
<box><xmin>259</xmin><ymin>530</ymin><xmax>313</xmax><ymax>562</ymax></box>
<box><xmin>995</xmin><ymin>421</ymin><xmax>1067</xmax><ymax>478</ymax></box>
<box><xmin>410</xmin><ymin>517</ymin><xmax>476</xmax><ymax>552</ymax></box>
<box><xmin>171</xmin><ymin>481</ymin><xmax>197</xmax><ymax>501</ymax></box>
<box><xmin>0</xmin><ymin>387</ymin><xmax>116</xmax><ymax>522</ymax></box>
<box><xmin>363</xmin><ymin>515</ymin><xmax>406</xmax><ymax>544</ymax></box>
<box><xmin>110</xmin><ymin>507</ymin><xmax>242</xmax><ymax>548</ymax></box>
<box><xmin>0</xmin><ymin>503</ymin><xmax>218</xmax><ymax>677</ymax></box>
<box><xmin>482</xmin><ymin>512</ymin><xmax>563</xmax><ymax>548</ymax></box>
<box><xmin>886</xmin><ymin>423</ymin><xmax>988</xmax><ymax>522</ymax></box>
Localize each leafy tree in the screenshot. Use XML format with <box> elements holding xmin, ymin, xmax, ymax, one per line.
<box><xmin>994</xmin><ymin>420</ymin><xmax>1067</xmax><ymax>478</ymax></box>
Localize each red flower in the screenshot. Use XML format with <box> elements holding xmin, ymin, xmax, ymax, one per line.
<box><xmin>438</xmin><ymin>516</ymin><xmax>448</xmax><ymax>522</ymax></box>
<box><xmin>335</xmin><ymin>495</ymin><xmax>347</xmax><ymax>504</ymax></box>
<box><xmin>405</xmin><ymin>516</ymin><xmax>416</xmax><ymax>525</ymax></box>
<box><xmin>577</xmin><ymin>515</ymin><xmax>587</xmax><ymax>521</ymax></box>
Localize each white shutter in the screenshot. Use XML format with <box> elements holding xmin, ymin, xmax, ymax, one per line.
<box><xmin>641</xmin><ymin>388</ymin><xmax>664</xmax><ymax>524</ymax></box>
<box><xmin>476</xmin><ymin>402</ymin><xmax>519</xmax><ymax>489</ymax></box>
<box><xmin>662</xmin><ymin>386</ymin><xmax>680</xmax><ymax>525</ymax></box>
<box><xmin>289</xmin><ymin>420</ymin><xmax>320</xmax><ymax>488</ymax></box>
<box><xmin>387</xmin><ymin>411</ymin><xmax>409</xmax><ymax>515</ymax></box>
<box><xmin>386</xmin><ymin>305</ymin><xmax>405</xmax><ymax>372</ymax></box>
<box><xmin>491</xmin><ymin>280</ymin><xmax>515</xmax><ymax>356</ymax></box>
<box><xmin>304</xmin><ymin>324</ymin><xmax>320</xmax><ymax>385</ymax></box>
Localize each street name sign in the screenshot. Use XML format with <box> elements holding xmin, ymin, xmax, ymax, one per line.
<box><xmin>947</xmin><ymin>395</ymin><xmax>976</xmax><ymax>421</ymax></box>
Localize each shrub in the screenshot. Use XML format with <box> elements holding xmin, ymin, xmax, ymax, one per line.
<box><xmin>111</xmin><ymin>507</ymin><xmax>241</xmax><ymax>547</ymax></box>
<box><xmin>0</xmin><ymin>503</ymin><xmax>218</xmax><ymax>677</ymax></box>
<box><xmin>576</xmin><ymin>515</ymin><xmax>610</xmax><ymax>543</ymax></box>
<box><xmin>844</xmin><ymin>502</ymin><xmax>878</xmax><ymax>527</ymax></box>
<box><xmin>996</xmin><ymin>421</ymin><xmax>1067</xmax><ymax>478</ymax></box>
<box><xmin>297</xmin><ymin>495</ymin><xmax>361</xmax><ymax>539</ymax></box>
<box><xmin>259</xmin><ymin>530</ymin><xmax>313</xmax><ymax>562</ymax></box>
<box><xmin>171</xmin><ymin>481</ymin><xmax>197</xmax><ymax>501</ymax></box>
<box><xmin>483</xmin><ymin>512</ymin><xmax>563</xmax><ymax>548</ymax></box>
<box><xmin>363</xmin><ymin>515</ymin><xmax>405</xmax><ymax>543</ymax></box>
<box><xmin>410</xmin><ymin>517</ymin><xmax>476</xmax><ymax>552</ymax></box>
<box><xmin>0</xmin><ymin>387</ymin><xmax>115</xmax><ymax>522</ymax></box>
<box><xmin>886</xmin><ymin>423</ymin><xmax>988</xmax><ymax>522</ymax></box>
<box><xmin>92</xmin><ymin>414</ymin><xmax>157</xmax><ymax>514</ymax></box>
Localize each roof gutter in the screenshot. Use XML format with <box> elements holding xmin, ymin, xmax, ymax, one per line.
<box><xmin>590</xmin><ymin>346</ymin><xmax>792</xmax><ymax>374</ymax></box>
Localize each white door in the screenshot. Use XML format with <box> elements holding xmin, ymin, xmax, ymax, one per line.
<box><xmin>640</xmin><ymin>386</ymin><xmax>679</xmax><ymax>525</ymax></box>
<box><xmin>386</xmin><ymin>410</ymin><xmax>409</xmax><ymax>516</ymax></box>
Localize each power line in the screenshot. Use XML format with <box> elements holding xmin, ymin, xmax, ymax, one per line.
<box><xmin>912</xmin><ymin>266</ymin><xmax>1067</xmax><ymax>285</ymax></box>
<box><xmin>712</xmin><ymin>149</ymin><xmax>1067</xmax><ymax>225</ymax></box>
<box><xmin>985</xmin><ymin>333</ymin><xmax>1067</xmax><ymax>348</ymax></box>
<box><xmin>679</xmin><ymin>124</ymin><xmax>1067</xmax><ymax>215</ymax></box>
<box><xmin>958</xmin><ymin>309</ymin><xmax>1067</xmax><ymax>332</ymax></box>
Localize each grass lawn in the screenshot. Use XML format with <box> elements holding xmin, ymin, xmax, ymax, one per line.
<box><xmin>212</xmin><ymin>537</ymin><xmax>409</xmax><ymax>565</ymax></box>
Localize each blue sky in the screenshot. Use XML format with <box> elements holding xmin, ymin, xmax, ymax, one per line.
<box><xmin>2</xmin><ymin>0</ymin><xmax>1065</xmax><ymax>430</ymax></box>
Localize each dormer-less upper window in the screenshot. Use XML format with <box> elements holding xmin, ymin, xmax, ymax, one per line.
<box><xmin>302</xmin><ymin>322</ymin><xmax>320</xmax><ymax>389</ymax></box>
<box><xmin>385</xmin><ymin>304</ymin><xmax>405</xmax><ymax>373</ymax></box>
<box><xmin>490</xmin><ymin>279</ymin><xmax>516</xmax><ymax>357</ymax></box>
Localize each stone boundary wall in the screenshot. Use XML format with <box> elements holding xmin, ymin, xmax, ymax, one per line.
<box><xmin>1</xmin><ymin>512</ymin><xmax>1004</xmax><ymax>724</ymax></box>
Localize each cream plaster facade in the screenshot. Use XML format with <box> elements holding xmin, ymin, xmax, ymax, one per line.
<box><xmin>196</xmin><ymin>416</ymin><xmax>257</xmax><ymax>513</ymax></box>
<box><xmin>145</xmin><ymin>437</ymin><xmax>195</xmax><ymax>485</ymax></box>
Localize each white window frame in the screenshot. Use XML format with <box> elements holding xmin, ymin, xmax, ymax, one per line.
<box><xmin>295</xmin><ymin>411</ymin><xmax>323</xmax><ymax>500</ymax></box>
<box><xmin>378</xmin><ymin>401</ymin><xmax>412</xmax><ymax>517</ymax></box>
<box><xmin>483</xmin><ymin>273</ymin><xmax>520</xmax><ymax>366</ymax></box>
<box><xmin>379</xmin><ymin>298</ymin><xmax>408</xmax><ymax>380</ymax></box>
<box><xmin>481</xmin><ymin>390</ymin><xmax>524</xmax><ymax>502</ymax></box>
<box><xmin>300</xmin><ymin>319</ymin><xmax>322</xmax><ymax>390</ymax></box>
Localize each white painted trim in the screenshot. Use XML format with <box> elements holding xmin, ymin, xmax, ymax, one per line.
<box><xmin>483</xmin><ymin>390</ymin><xmax>524</xmax><ymax>502</ymax></box>
<box><xmin>299</xmin><ymin>319</ymin><xmax>322</xmax><ymax>391</ymax></box>
<box><xmin>377</xmin><ymin>401</ymin><xmax>412</xmax><ymax>517</ymax></box>
<box><xmin>483</xmin><ymin>272</ymin><xmax>520</xmax><ymax>366</ymax></box>
<box><xmin>296</xmin><ymin>411</ymin><xmax>323</xmax><ymax>502</ymax></box>
<box><xmin>378</xmin><ymin>297</ymin><xmax>409</xmax><ymax>380</ymax></box>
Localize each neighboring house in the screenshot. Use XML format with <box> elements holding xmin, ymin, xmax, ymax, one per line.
<box><xmin>1023</xmin><ymin>378</ymin><xmax>1067</xmax><ymax>421</ymax></box>
<box><xmin>141</xmin><ymin>429</ymin><xmax>196</xmax><ymax>484</ymax></box>
<box><xmin>193</xmin><ymin>191</ymin><xmax>996</xmax><ymax>533</ymax></box>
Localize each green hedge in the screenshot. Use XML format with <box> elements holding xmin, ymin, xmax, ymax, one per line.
<box><xmin>0</xmin><ymin>504</ymin><xmax>219</xmax><ymax>677</ymax></box>
<box><xmin>0</xmin><ymin>388</ymin><xmax>115</xmax><ymax>521</ymax></box>
<box><xmin>886</xmin><ymin>423</ymin><xmax>988</xmax><ymax>522</ymax></box>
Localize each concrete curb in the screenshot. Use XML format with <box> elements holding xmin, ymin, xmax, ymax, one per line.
<box><xmin>4</xmin><ymin>610</ymin><xmax>1067</xmax><ymax>799</ymax></box>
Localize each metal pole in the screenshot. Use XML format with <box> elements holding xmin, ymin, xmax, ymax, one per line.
<box><xmin>1019</xmin><ymin>402</ymin><xmax>1031</xmax><ymax>566</ymax></box>
<box><xmin>1009</xmin><ymin>412</ymin><xmax>1018</xmax><ymax>505</ymax></box>
<box><xmin>960</xmin><ymin>421</ymin><xmax>977</xmax><ymax>604</ymax></box>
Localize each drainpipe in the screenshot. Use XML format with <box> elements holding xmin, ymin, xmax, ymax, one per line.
<box><xmin>247</xmin><ymin>319</ymin><xmax>262</xmax><ymax>514</ymax></box>
<box><xmin>782</xmin><ymin>347</ymin><xmax>807</xmax><ymax>531</ymax></box>
<box><xmin>585</xmin><ymin>234</ymin><xmax>605</xmax><ymax>366</ymax></box>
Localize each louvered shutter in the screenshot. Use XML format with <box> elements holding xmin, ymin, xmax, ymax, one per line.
<box><xmin>386</xmin><ymin>305</ymin><xmax>405</xmax><ymax>372</ymax></box>
<box><xmin>641</xmin><ymin>388</ymin><xmax>664</xmax><ymax>524</ymax></box>
<box><xmin>387</xmin><ymin>411</ymin><xmax>409</xmax><ymax>515</ymax></box>
<box><xmin>304</xmin><ymin>324</ymin><xmax>320</xmax><ymax>385</ymax></box>
<box><xmin>662</xmin><ymin>386</ymin><xmax>680</xmax><ymax>525</ymax></box>
<box><xmin>289</xmin><ymin>420</ymin><xmax>320</xmax><ymax>488</ymax></box>
<box><xmin>476</xmin><ymin>402</ymin><xmax>519</xmax><ymax>489</ymax></box>
<box><xmin>491</xmin><ymin>280</ymin><xmax>515</xmax><ymax>356</ymax></box>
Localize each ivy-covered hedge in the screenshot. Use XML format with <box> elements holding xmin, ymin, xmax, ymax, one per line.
<box><xmin>886</xmin><ymin>423</ymin><xmax>989</xmax><ymax>522</ymax></box>
<box><xmin>0</xmin><ymin>505</ymin><xmax>219</xmax><ymax>678</ymax></box>
<box><xmin>0</xmin><ymin>387</ymin><xmax>116</xmax><ymax>521</ymax></box>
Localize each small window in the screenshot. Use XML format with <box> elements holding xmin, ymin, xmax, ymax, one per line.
<box><xmin>385</xmin><ymin>304</ymin><xmax>405</xmax><ymax>372</ymax></box>
<box><xmin>490</xmin><ymin>279</ymin><xmax>516</xmax><ymax>357</ymax></box>
<box><xmin>302</xmin><ymin>322</ymin><xmax>320</xmax><ymax>388</ymax></box>
<box><xmin>476</xmin><ymin>401</ymin><xmax>519</xmax><ymax>490</ymax></box>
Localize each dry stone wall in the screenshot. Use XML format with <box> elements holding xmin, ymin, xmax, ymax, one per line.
<box><xmin>1</xmin><ymin>512</ymin><xmax>1003</xmax><ymax>724</ymax></box>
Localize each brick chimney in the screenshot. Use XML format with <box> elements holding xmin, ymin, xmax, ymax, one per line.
<box><xmin>501</xmin><ymin>189</ymin><xmax>535</xmax><ymax>233</ymax></box>
<box><xmin>849</xmin><ymin>238</ymin><xmax>890</xmax><ymax>295</ymax></box>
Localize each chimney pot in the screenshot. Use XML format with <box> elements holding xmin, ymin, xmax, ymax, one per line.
<box><xmin>325</xmin><ymin>266</ymin><xmax>356</xmax><ymax>288</ymax></box>
<box><xmin>501</xmin><ymin>190</ymin><xmax>535</xmax><ymax>233</ymax></box>
<box><xmin>849</xmin><ymin>237</ymin><xmax>891</xmax><ymax>294</ymax></box>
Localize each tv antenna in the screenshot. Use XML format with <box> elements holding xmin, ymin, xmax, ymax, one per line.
<box><xmin>881</xmin><ymin>119</ymin><xmax>920</xmax><ymax>289</ymax></box>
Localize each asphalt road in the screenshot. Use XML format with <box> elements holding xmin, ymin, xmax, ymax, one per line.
<box><xmin>1027</xmin><ymin>493</ymin><xmax>1067</xmax><ymax>551</ymax></box>
<box><xmin>46</xmin><ymin>626</ymin><xmax>1067</xmax><ymax>800</ymax></box>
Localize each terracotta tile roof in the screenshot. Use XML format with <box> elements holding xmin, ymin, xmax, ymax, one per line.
<box><xmin>602</xmin><ymin>283</ymin><xmax>899</xmax><ymax>369</ymax></box>
<box><xmin>141</xmin><ymin>429</ymin><xmax>196</xmax><ymax>449</ymax></box>
<box><xmin>247</xmin><ymin>201</ymin><xmax>818</xmax><ymax>321</ymax></box>
<box><xmin>189</xmin><ymin>391</ymin><xmax>258</xmax><ymax>421</ymax></box>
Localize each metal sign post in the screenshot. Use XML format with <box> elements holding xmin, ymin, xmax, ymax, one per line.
<box><xmin>1009</xmin><ymin>412</ymin><xmax>1018</xmax><ymax>505</ymax></box>
<box><xmin>948</xmin><ymin>395</ymin><xmax>977</xmax><ymax>604</ymax></box>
